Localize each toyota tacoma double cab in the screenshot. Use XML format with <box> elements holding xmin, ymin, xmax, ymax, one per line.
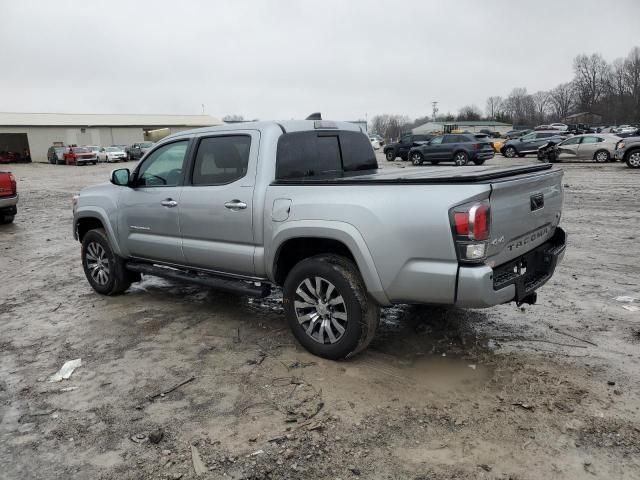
<box><xmin>0</xmin><ymin>170</ymin><xmax>18</xmax><ymax>224</ymax></box>
<box><xmin>72</xmin><ymin>117</ymin><xmax>566</xmax><ymax>359</ymax></box>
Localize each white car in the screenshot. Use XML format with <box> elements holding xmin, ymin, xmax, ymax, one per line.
<box><xmin>98</xmin><ymin>146</ymin><xmax>127</xmax><ymax>162</ymax></box>
<box><xmin>370</xmin><ymin>137</ymin><xmax>381</xmax><ymax>150</ymax></box>
<box><xmin>549</xmin><ymin>123</ymin><xmax>568</xmax><ymax>131</ymax></box>
<box><xmin>86</xmin><ymin>145</ymin><xmax>101</xmax><ymax>156</ymax></box>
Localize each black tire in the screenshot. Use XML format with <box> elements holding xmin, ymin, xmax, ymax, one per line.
<box><xmin>453</xmin><ymin>151</ymin><xmax>469</xmax><ymax>166</ymax></box>
<box><xmin>472</xmin><ymin>158</ymin><xmax>486</xmax><ymax>165</ymax></box>
<box><xmin>410</xmin><ymin>152</ymin><xmax>424</xmax><ymax>165</ymax></box>
<box><xmin>385</xmin><ymin>150</ymin><xmax>396</xmax><ymax>161</ymax></box>
<box><xmin>81</xmin><ymin>228</ymin><xmax>134</xmax><ymax>295</ymax></box>
<box><xmin>0</xmin><ymin>215</ymin><xmax>15</xmax><ymax>224</ymax></box>
<box><xmin>626</xmin><ymin>150</ymin><xmax>640</xmax><ymax>169</ymax></box>
<box><xmin>282</xmin><ymin>254</ymin><xmax>380</xmax><ymax>360</ymax></box>
<box><xmin>593</xmin><ymin>150</ymin><xmax>610</xmax><ymax>163</ymax></box>
<box><xmin>504</xmin><ymin>146</ymin><xmax>517</xmax><ymax>158</ymax></box>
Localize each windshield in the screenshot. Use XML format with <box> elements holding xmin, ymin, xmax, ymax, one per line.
<box><xmin>106</xmin><ymin>147</ymin><xmax>119</xmax><ymax>152</ymax></box>
<box><xmin>87</xmin><ymin>146</ymin><xmax>99</xmax><ymax>151</ymax></box>
<box><xmin>72</xmin><ymin>147</ymin><xmax>89</xmax><ymax>153</ymax></box>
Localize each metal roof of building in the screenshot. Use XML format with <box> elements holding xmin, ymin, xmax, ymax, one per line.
<box><xmin>0</xmin><ymin>112</ymin><xmax>223</xmax><ymax>127</ymax></box>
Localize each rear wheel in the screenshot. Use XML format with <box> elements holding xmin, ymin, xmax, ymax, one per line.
<box><xmin>81</xmin><ymin>228</ymin><xmax>135</xmax><ymax>295</ymax></box>
<box><xmin>504</xmin><ymin>146</ymin><xmax>517</xmax><ymax>158</ymax></box>
<box><xmin>385</xmin><ymin>150</ymin><xmax>395</xmax><ymax>161</ymax></box>
<box><xmin>453</xmin><ymin>151</ymin><xmax>469</xmax><ymax>166</ymax></box>
<box><xmin>282</xmin><ymin>254</ymin><xmax>380</xmax><ymax>359</ymax></box>
<box><xmin>411</xmin><ymin>152</ymin><xmax>424</xmax><ymax>165</ymax></box>
<box><xmin>627</xmin><ymin>150</ymin><xmax>640</xmax><ymax>169</ymax></box>
<box><xmin>594</xmin><ymin>150</ymin><xmax>610</xmax><ymax>163</ymax></box>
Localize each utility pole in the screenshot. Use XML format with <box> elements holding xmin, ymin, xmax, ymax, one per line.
<box><xmin>432</xmin><ymin>101</ymin><xmax>439</xmax><ymax>122</ymax></box>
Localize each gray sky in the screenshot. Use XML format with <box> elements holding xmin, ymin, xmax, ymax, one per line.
<box><xmin>1</xmin><ymin>0</ymin><xmax>639</xmax><ymax>121</ymax></box>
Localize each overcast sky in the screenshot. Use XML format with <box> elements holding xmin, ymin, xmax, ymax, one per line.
<box><xmin>1</xmin><ymin>0</ymin><xmax>638</xmax><ymax>121</ymax></box>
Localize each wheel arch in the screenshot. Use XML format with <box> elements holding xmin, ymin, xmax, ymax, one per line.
<box><xmin>268</xmin><ymin>221</ymin><xmax>389</xmax><ymax>305</ymax></box>
<box><xmin>74</xmin><ymin>208</ymin><xmax>122</xmax><ymax>256</ymax></box>
<box><xmin>624</xmin><ymin>147</ymin><xmax>640</xmax><ymax>162</ymax></box>
<box><xmin>593</xmin><ymin>148</ymin><xmax>610</xmax><ymax>160</ymax></box>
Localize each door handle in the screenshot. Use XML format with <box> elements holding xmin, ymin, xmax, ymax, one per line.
<box><xmin>224</xmin><ymin>200</ymin><xmax>247</xmax><ymax>211</ymax></box>
<box><xmin>160</xmin><ymin>199</ymin><xmax>178</xmax><ymax>208</ymax></box>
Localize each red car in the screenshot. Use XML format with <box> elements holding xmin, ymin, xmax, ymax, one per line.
<box><xmin>0</xmin><ymin>151</ymin><xmax>22</xmax><ymax>164</ymax></box>
<box><xmin>0</xmin><ymin>171</ymin><xmax>18</xmax><ymax>224</ymax></box>
<box><xmin>63</xmin><ymin>147</ymin><xmax>97</xmax><ymax>166</ymax></box>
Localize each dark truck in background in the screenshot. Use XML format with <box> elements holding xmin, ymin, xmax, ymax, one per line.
<box><xmin>383</xmin><ymin>133</ymin><xmax>433</xmax><ymax>161</ymax></box>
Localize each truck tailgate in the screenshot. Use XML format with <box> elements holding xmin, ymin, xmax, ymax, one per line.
<box><xmin>487</xmin><ymin>168</ymin><xmax>563</xmax><ymax>267</ymax></box>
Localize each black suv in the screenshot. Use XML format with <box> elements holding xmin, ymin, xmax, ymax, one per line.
<box><xmin>408</xmin><ymin>134</ymin><xmax>495</xmax><ymax>166</ymax></box>
<box><xmin>383</xmin><ymin>133</ymin><xmax>433</xmax><ymax>161</ymax></box>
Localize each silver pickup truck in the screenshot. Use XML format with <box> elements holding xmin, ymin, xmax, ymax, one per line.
<box><xmin>73</xmin><ymin>119</ymin><xmax>566</xmax><ymax>359</ymax></box>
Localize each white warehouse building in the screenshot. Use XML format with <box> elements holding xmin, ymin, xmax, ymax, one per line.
<box><xmin>0</xmin><ymin>112</ymin><xmax>223</xmax><ymax>163</ymax></box>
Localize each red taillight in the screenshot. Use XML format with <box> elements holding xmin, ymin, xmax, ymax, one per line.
<box><xmin>454</xmin><ymin>212</ymin><xmax>469</xmax><ymax>235</ymax></box>
<box><xmin>9</xmin><ymin>173</ymin><xmax>16</xmax><ymax>194</ymax></box>
<box><xmin>451</xmin><ymin>202</ymin><xmax>490</xmax><ymax>240</ymax></box>
<box><xmin>473</xmin><ymin>143</ymin><xmax>482</xmax><ymax>150</ymax></box>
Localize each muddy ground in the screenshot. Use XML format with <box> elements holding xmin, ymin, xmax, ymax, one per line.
<box><xmin>1</xmin><ymin>156</ymin><xmax>639</xmax><ymax>480</ymax></box>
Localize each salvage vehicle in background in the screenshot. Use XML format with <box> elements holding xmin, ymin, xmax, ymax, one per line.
<box><xmin>86</xmin><ymin>146</ymin><xmax>101</xmax><ymax>156</ymax></box>
<box><xmin>501</xmin><ymin>130</ymin><xmax>567</xmax><ymax>158</ymax></box>
<box><xmin>72</xmin><ymin>117</ymin><xmax>566</xmax><ymax>359</ymax></box>
<box><xmin>383</xmin><ymin>133</ymin><xmax>433</xmax><ymax>161</ymax></box>
<box><xmin>0</xmin><ymin>170</ymin><xmax>18</xmax><ymax>224</ymax></box>
<box><xmin>369</xmin><ymin>137</ymin><xmax>381</xmax><ymax>150</ymax></box>
<box><xmin>538</xmin><ymin>134</ymin><xmax>620</xmax><ymax>163</ymax></box>
<box><xmin>128</xmin><ymin>142</ymin><xmax>154</xmax><ymax>160</ymax></box>
<box><xmin>98</xmin><ymin>147</ymin><xmax>127</xmax><ymax>162</ymax></box>
<box><xmin>504</xmin><ymin>129</ymin><xmax>531</xmax><ymax>139</ymax></box>
<box><xmin>47</xmin><ymin>145</ymin><xmax>68</xmax><ymax>165</ymax></box>
<box><xmin>409</xmin><ymin>133</ymin><xmax>495</xmax><ymax>166</ymax></box>
<box><xmin>64</xmin><ymin>147</ymin><xmax>97</xmax><ymax>165</ymax></box>
<box><xmin>614</xmin><ymin>136</ymin><xmax>640</xmax><ymax>168</ymax></box>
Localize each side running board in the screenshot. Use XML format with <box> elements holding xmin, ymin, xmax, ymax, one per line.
<box><xmin>125</xmin><ymin>262</ymin><xmax>271</xmax><ymax>298</ymax></box>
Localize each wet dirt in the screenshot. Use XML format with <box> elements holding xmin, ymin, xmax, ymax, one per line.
<box><xmin>1</xmin><ymin>159</ymin><xmax>639</xmax><ymax>479</ymax></box>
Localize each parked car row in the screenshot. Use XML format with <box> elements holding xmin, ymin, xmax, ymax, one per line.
<box><xmin>47</xmin><ymin>142</ymin><xmax>154</xmax><ymax>165</ymax></box>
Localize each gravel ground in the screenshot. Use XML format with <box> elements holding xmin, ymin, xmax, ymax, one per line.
<box><xmin>1</xmin><ymin>155</ymin><xmax>639</xmax><ymax>479</ymax></box>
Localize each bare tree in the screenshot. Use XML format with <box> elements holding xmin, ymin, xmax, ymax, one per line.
<box><xmin>370</xmin><ymin>114</ymin><xmax>411</xmax><ymax>141</ymax></box>
<box><xmin>572</xmin><ymin>53</ymin><xmax>610</xmax><ymax>110</ymax></box>
<box><xmin>550</xmin><ymin>83</ymin><xmax>575</xmax><ymax>121</ymax></box>
<box><xmin>623</xmin><ymin>46</ymin><xmax>640</xmax><ymax>120</ymax></box>
<box><xmin>503</xmin><ymin>88</ymin><xmax>535</xmax><ymax>125</ymax></box>
<box><xmin>456</xmin><ymin>105</ymin><xmax>482</xmax><ymax>121</ymax></box>
<box><xmin>485</xmin><ymin>96</ymin><xmax>503</xmax><ymax>119</ymax></box>
<box><xmin>532</xmin><ymin>91</ymin><xmax>551</xmax><ymax>123</ymax></box>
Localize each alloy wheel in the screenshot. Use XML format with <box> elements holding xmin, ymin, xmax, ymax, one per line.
<box><xmin>595</xmin><ymin>151</ymin><xmax>608</xmax><ymax>163</ymax></box>
<box><xmin>294</xmin><ymin>276</ymin><xmax>347</xmax><ymax>344</ymax></box>
<box><xmin>85</xmin><ymin>241</ymin><xmax>110</xmax><ymax>286</ymax></box>
<box><xmin>627</xmin><ymin>152</ymin><xmax>640</xmax><ymax>168</ymax></box>
<box><xmin>505</xmin><ymin>147</ymin><xmax>516</xmax><ymax>158</ymax></box>
<box><xmin>454</xmin><ymin>153</ymin><xmax>468</xmax><ymax>166</ymax></box>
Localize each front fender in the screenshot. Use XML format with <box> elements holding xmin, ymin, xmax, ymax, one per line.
<box><xmin>267</xmin><ymin>220</ymin><xmax>390</xmax><ymax>306</ymax></box>
<box><xmin>73</xmin><ymin>207</ymin><xmax>122</xmax><ymax>256</ymax></box>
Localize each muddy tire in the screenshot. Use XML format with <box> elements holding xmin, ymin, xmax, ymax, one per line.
<box><xmin>385</xmin><ymin>150</ymin><xmax>396</xmax><ymax>161</ymax></box>
<box><xmin>282</xmin><ymin>254</ymin><xmax>380</xmax><ymax>360</ymax></box>
<box><xmin>81</xmin><ymin>228</ymin><xmax>133</xmax><ymax>295</ymax></box>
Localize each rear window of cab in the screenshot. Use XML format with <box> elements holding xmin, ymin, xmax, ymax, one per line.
<box><xmin>276</xmin><ymin>130</ymin><xmax>378</xmax><ymax>180</ymax></box>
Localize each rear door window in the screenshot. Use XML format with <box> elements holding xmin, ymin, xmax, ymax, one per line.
<box><xmin>276</xmin><ymin>131</ymin><xmax>378</xmax><ymax>179</ymax></box>
<box><xmin>192</xmin><ymin>135</ymin><xmax>251</xmax><ymax>185</ymax></box>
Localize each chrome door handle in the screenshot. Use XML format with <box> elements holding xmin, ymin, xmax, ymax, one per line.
<box><xmin>224</xmin><ymin>200</ymin><xmax>247</xmax><ymax>210</ymax></box>
<box><xmin>160</xmin><ymin>199</ymin><xmax>178</xmax><ymax>208</ymax></box>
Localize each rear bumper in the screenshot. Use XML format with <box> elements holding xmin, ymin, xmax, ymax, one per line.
<box><xmin>455</xmin><ymin>227</ymin><xmax>566</xmax><ymax>308</ymax></box>
<box><xmin>0</xmin><ymin>193</ymin><xmax>18</xmax><ymax>209</ymax></box>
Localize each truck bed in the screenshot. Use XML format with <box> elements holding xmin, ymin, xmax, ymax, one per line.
<box><xmin>272</xmin><ymin>164</ymin><xmax>554</xmax><ymax>185</ymax></box>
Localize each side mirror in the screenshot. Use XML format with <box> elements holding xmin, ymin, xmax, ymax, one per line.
<box><xmin>111</xmin><ymin>168</ymin><xmax>131</xmax><ymax>186</ymax></box>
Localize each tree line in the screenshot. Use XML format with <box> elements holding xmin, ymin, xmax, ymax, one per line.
<box><xmin>371</xmin><ymin>46</ymin><xmax>640</xmax><ymax>139</ymax></box>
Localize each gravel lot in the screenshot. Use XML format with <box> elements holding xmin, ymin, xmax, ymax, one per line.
<box><xmin>1</xmin><ymin>155</ymin><xmax>639</xmax><ymax>479</ymax></box>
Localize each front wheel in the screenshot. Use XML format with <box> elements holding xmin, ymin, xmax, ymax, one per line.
<box><xmin>627</xmin><ymin>151</ymin><xmax>640</xmax><ymax>169</ymax></box>
<box><xmin>81</xmin><ymin>228</ymin><xmax>134</xmax><ymax>295</ymax></box>
<box><xmin>453</xmin><ymin>151</ymin><xmax>469</xmax><ymax>166</ymax></box>
<box><xmin>504</xmin><ymin>146</ymin><xmax>517</xmax><ymax>158</ymax></box>
<box><xmin>282</xmin><ymin>254</ymin><xmax>380</xmax><ymax>359</ymax></box>
<box><xmin>385</xmin><ymin>150</ymin><xmax>395</xmax><ymax>161</ymax></box>
<box><xmin>411</xmin><ymin>152</ymin><xmax>424</xmax><ymax>165</ymax></box>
